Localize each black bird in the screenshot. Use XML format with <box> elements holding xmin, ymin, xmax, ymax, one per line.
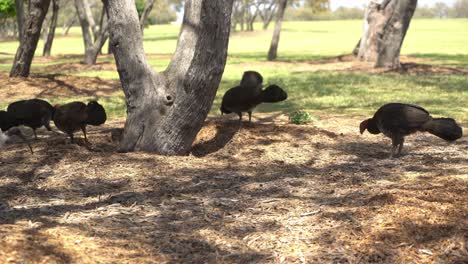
<box><xmin>7</xmin><ymin>99</ymin><xmax>55</xmax><ymax>138</ymax></box>
<box><xmin>0</xmin><ymin>110</ymin><xmax>18</xmax><ymax>132</ymax></box>
<box><xmin>53</xmin><ymin>101</ymin><xmax>107</xmax><ymax>143</ymax></box>
<box><xmin>221</xmin><ymin>71</ymin><xmax>287</xmax><ymax>122</ymax></box>
<box><xmin>360</xmin><ymin>103</ymin><xmax>463</xmax><ymax>157</ymax></box>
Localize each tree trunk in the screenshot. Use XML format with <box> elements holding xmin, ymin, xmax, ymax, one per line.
<box><xmin>75</xmin><ymin>0</ymin><xmax>93</xmax><ymax>51</ymax></box>
<box><xmin>139</xmin><ymin>0</ymin><xmax>157</xmax><ymax>34</ymax></box>
<box><xmin>43</xmin><ymin>0</ymin><xmax>59</xmax><ymax>57</ymax></box>
<box><xmin>41</xmin><ymin>16</ymin><xmax>49</xmax><ymax>44</ymax></box>
<box><xmin>104</xmin><ymin>0</ymin><xmax>233</xmax><ymax>155</ymax></box>
<box><xmin>15</xmin><ymin>0</ymin><xmax>25</xmax><ymax>42</ymax></box>
<box><xmin>75</xmin><ymin>0</ymin><xmax>108</xmax><ymax>64</ymax></box>
<box><xmin>267</xmin><ymin>0</ymin><xmax>287</xmax><ymax>61</ymax></box>
<box><xmin>10</xmin><ymin>0</ymin><xmax>51</xmax><ymax>77</ymax></box>
<box><xmin>62</xmin><ymin>14</ymin><xmax>76</xmax><ymax>36</ymax></box>
<box><xmin>83</xmin><ymin>0</ymin><xmax>97</xmax><ymax>37</ymax></box>
<box><xmin>83</xmin><ymin>23</ymin><xmax>108</xmax><ymax>64</ymax></box>
<box><xmin>258</xmin><ymin>1</ymin><xmax>276</xmax><ymax>30</ymax></box>
<box><xmin>357</xmin><ymin>0</ymin><xmax>418</xmax><ymax>69</ymax></box>
<box><xmin>352</xmin><ymin>38</ymin><xmax>361</xmax><ymax>56</ymax></box>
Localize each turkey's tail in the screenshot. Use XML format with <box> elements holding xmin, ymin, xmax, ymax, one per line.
<box><xmin>424</xmin><ymin>118</ymin><xmax>463</xmax><ymax>141</ymax></box>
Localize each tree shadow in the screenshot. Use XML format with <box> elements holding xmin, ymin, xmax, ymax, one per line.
<box><xmin>0</xmin><ymin>119</ymin><xmax>466</xmax><ymax>262</ymax></box>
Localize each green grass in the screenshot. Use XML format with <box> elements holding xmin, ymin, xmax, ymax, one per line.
<box><xmin>0</xmin><ymin>19</ymin><xmax>467</xmax><ymax>122</ymax></box>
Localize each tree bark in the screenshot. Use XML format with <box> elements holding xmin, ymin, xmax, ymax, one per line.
<box><xmin>257</xmin><ymin>1</ymin><xmax>277</xmax><ymax>30</ymax></box>
<box><xmin>75</xmin><ymin>0</ymin><xmax>93</xmax><ymax>51</ymax></box>
<box><xmin>10</xmin><ymin>0</ymin><xmax>51</xmax><ymax>77</ymax></box>
<box><xmin>83</xmin><ymin>22</ymin><xmax>108</xmax><ymax>64</ymax></box>
<box><xmin>43</xmin><ymin>0</ymin><xmax>59</xmax><ymax>57</ymax></box>
<box><xmin>62</xmin><ymin>14</ymin><xmax>76</xmax><ymax>36</ymax></box>
<box><xmin>75</xmin><ymin>0</ymin><xmax>108</xmax><ymax>64</ymax></box>
<box><xmin>267</xmin><ymin>0</ymin><xmax>287</xmax><ymax>61</ymax></box>
<box><xmin>139</xmin><ymin>0</ymin><xmax>157</xmax><ymax>34</ymax></box>
<box><xmin>15</xmin><ymin>0</ymin><xmax>25</xmax><ymax>42</ymax></box>
<box><xmin>357</xmin><ymin>0</ymin><xmax>418</xmax><ymax>69</ymax></box>
<box><xmin>104</xmin><ymin>0</ymin><xmax>234</xmax><ymax>155</ymax></box>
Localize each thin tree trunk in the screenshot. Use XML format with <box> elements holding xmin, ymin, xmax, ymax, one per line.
<box><xmin>83</xmin><ymin>0</ymin><xmax>97</xmax><ymax>37</ymax></box>
<box><xmin>15</xmin><ymin>0</ymin><xmax>25</xmax><ymax>42</ymax></box>
<box><xmin>43</xmin><ymin>0</ymin><xmax>59</xmax><ymax>57</ymax></box>
<box><xmin>41</xmin><ymin>16</ymin><xmax>49</xmax><ymax>44</ymax></box>
<box><xmin>139</xmin><ymin>0</ymin><xmax>157</xmax><ymax>34</ymax></box>
<box><xmin>10</xmin><ymin>0</ymin><xmax>51</xmax><ymax>77</ymax></box>
<box><xmin>74</xmin><ymin>0</ymin><xmax>93</xmax><ymax>51</ymax></box>
<box><xmin>357</xmin><ymin>0</ymin><xmax>417</xmax><ymax>69</ymax></box>
<box><xmin>62</xmin><ymin>14</ymin><xmax>76</xmax><ymax>35</ymax></box>
<box><xmin>97</xmin><ymin>4</ymin><xmax>105</xmax><ymax>54</ymax></box>
<box><xmin>83</xmin><ymin>24</ymin><xmax>108</xmax><ymax>64</ymax></box>
<box><xmin>352</xmin><ymin>38</ymin><xmax>361</xmax><ymax>56</ymax></box>
<box><xmin>267</xmin><ymin>0</ymin><xmax>287</xmax><ymax>61</ymax></box>
<box><xmin>104</xmin><ymin>0</ymin><xmax>234</xmax><ymax>154</ymax></box>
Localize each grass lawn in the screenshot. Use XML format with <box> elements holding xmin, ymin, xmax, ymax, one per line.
<box><xmin>0</xmin><ymin>19</ymin><xmax>467</xmax><ymax>121</ymax></box>
<box><xmin>0</xmin><ymin>19</ymin><xmax>467</xmax><ymax>264</ymax></box>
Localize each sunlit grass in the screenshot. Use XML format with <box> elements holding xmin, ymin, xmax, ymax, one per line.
<box><xmin>0</xmin><ymin>19</ymin><xmax>467</xmax><ymax>122</ymax></box>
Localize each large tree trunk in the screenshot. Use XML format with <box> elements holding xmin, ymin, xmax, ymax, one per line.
<box><xmin>15</xmin><ymin>0</ymin><xmax>25</xmax><ymax>42</ymax></box>
<box><xmin>357</xmin><ymin>0</ymin><xmax>418</xmax><ymax>69</ymax></box>
<box><xmin>104</xmin><ymin>0</ymin><xmax>234</xmax><ymax>155</ymax></box>
<box><xmin>267</xmin><ymin>0</ymin><xmax>287</xmax><ymax>61</ymax></box>
<box><xmin>139</xmin><ymin>0</ymin><xmax>157</xmax><ymax>34</ymax></box>
<box><xmin>10</xmin><ymin>0</ymin><xmax>51</xmax><ymax>77</ymax></box>
<box><xmin>43</xmin><ymin>0</ymin><xmax>59</xmax><ymax>57</ymax></box>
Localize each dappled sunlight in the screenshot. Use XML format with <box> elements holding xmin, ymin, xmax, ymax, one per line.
<box><xmin>0</xmin><ymin>115</ymin><xmax>466</xmax><ymax>262</ymax></box>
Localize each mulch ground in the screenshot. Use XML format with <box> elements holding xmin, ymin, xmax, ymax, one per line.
<box><xmin>1</xmin><ymin>113</ymin><xmax>467</xmax><ymax>263</ymax></box>
<box><xmin>0</xmin><ymin>55</ymin><xmax>467</xmax><ymax>263</ymax></box>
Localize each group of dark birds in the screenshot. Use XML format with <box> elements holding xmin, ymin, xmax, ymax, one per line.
<box><xmin>0</xmin><ymin>70</ymin><xmax>464</xmax><ymax>158</ymax></box>
<box><xmin>0</xmin><ymin>99</ymin><xmax>106</xmax><ymax>153</ymax></box>
<box><xmin>221</xmin><ymin>71</ymin><xmax>463</xmax><ymax>158</ymax></box>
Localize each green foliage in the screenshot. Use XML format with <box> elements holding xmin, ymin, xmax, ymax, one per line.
<box><xmin>452</xmin><ymin>0</ymin><xmax>468</xmax><ymax>18</ymax></box>
<box><xmin>289</xmin><ymin>111</ymin><xmax>317</xmax><ymax>125</ymax></box>
<box><xmin>135</xmin><ymin>0</ymin><xmax>145</xmax><ymax>17</ymax></box>
<box><xmin>0</xmin><ymin>0</ymin><xmax>15</xmax><ymax>19</ymax></box>
<box><xmin>147</xmin><ymin>0</ymin><xmax>177</xmax><ymax>25</ymax></box>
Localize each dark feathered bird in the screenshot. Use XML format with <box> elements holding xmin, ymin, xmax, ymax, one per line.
<box><xmin>0</xmin><ymin>110</ymin><xmax>18</xmax><ymax>132</ymax></box>
<box><xmin>220</xmin><ymin>71</ymin><xmax>287</xmax><ymax>122</ymax></box>
<box><xmin>53</xmin><ymin>101</ymin><xmax>107</xmax><ymax>143</ymax></box>
<box><xmin>360</xmin><ymin>103</ymin><xmax>463</xmax><ymax>157</ymax></box>
<box><xmin>7</xmin><ymin>99</ymin><xmax>54</xmax><ymax>138</ymax></box>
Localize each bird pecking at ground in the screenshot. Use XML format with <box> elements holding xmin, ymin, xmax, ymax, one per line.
<box><xmin>360</xmin><ymin>103</ymin><xmax>463</xmax><ymax>158</ymax></box>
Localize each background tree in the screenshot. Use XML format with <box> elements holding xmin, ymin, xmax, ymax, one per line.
<box><xmin>451</xmin><ymin>0</ymin><xmax>468</xmax><ymax>17</ymax></box>
<box><xmin>0</xmin><ymin>0</ymin><xmax>17</xmax><ymax>38</ymax></box>
<box><xmin>139</xmin><ymin>0</ymin><xmax>156</xmax><ymax>33</ymax></box>
<box><xmin>43</xmin><ymin>0</ymin><xmax>59</xmax><ymax>56</ymax></box>
<box><xmin>255</xmin><ymin>0</ymin><xmax>277</xmax><ymax>30</ymax></box>
<box><xmin>267</xmin><ymin>0</ymin><xmax>287</xmax><ymax>60</ymax></box>
<box><xmin>74</xmin><ymin>0</ymin><xmax>107</xmax><ymax>64</ymax></box>
<box><xmin>231</xmin><ymin>0</ymin><xmax>258</xmax><ymax>31</ymax></box>
<box><xmin>434</xmin><ymin>2</ymin><xmax>449</xmax><ymax>18</ymax></box>
<box><xmin>357</xmin><ymin>0</ymin><xmax>418</xmax><ymax>69</ymax></box>
<box><xmin>10</xmin><ymin>0</ymin><xmax>50</xmax><ymax>77</ymax></box>
<box><xmin>103</xmin><ymin>0</ymin><xmax>234</xmax><ymax>154</ymax></box>
<box><xmin>14</xmin><ymin>0</ymin><xmax>24</xmax><ymax>41</ymax></box>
